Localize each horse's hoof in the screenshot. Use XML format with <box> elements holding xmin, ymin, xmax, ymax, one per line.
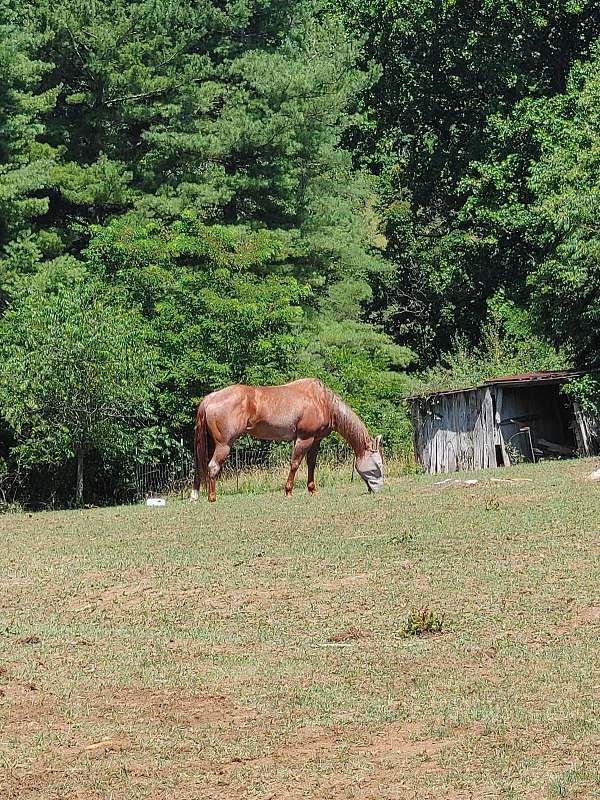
<box><xmin>208</xmin><ymin>495</ymin><xmax>217</xmax><ymax>503</ymax></box>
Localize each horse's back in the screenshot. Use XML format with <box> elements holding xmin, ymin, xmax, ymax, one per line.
<box><xmin>202</xmin><ymin>383</ymin><xmax>249</xmax><ymax>406</ymax></box>
<box><xmin>203</xmin><ymin>378</ymin><xmax>325</xmax><ymax>406</ymax></box>
<box><xmin>201</xmin><ymin>379</ymin><xmax>331</xmax><ymax>442</ymax></box>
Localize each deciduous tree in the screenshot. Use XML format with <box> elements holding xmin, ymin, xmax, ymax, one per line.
<box><xmin>0</xmin><ymin>282</ymin><xmax>155</xmax><ymax>504</ymax></box>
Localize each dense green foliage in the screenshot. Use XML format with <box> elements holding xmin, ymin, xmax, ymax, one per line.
<box><xmin>0</xmin><ymin>0</ymin><xmax>404</xmax><ymax>503</ymax></box>
<box><xmin>416</xmin><ymin>293</ymin><xmax>567</xmax><ymax>394</ymax></box>
<box><xmin>86</xmin><ymin>214</ymin><xmax>308</xmax><ymax>430</ymax></box>
<box><xmin>342</xmin><ymin>0</ymin><xmax>600</xmax><ymax>362</ymax></box>
<box><xmin>527</xmin><ymin>46</ymin><xmax>600</xmax><ymax>363</ymax></box>
<box><xmin>0</xmin><ymin>282</ymin><xmax>154</xmax><ymax>501</ymax></box>
<box><xmin>2</xmin><ymin>0</ymin><xmax>600</xmax><ymax>503</ymax></box>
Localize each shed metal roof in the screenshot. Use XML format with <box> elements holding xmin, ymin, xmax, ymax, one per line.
<box><xmin>406</xmin><ymin>368</ymin><xmax>591</xmax><ymax>401</ymax></box>
<box><xmin>484</xmin><ymin>369</ymin><xmax>587</xmax><ymax>386</ymax></box>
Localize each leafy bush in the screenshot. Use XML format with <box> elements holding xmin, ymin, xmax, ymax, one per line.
<box><xmin>562</xmin><ymin>374</ymin><xmax>600</xmax><ymax>415</ymax></box>
<box><xmin>87</xmin><ymin>215</ymin><xmax>309</xmax><ymax>437</ymax></box>
<box><xmin>0</xmin><ymin>281</ymin><xmax>156</xmax><ymax>504</ymax></box>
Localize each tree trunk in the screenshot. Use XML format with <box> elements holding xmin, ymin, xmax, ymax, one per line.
<box><xmin>76</xmin><ymin>449</ymin><xmax>84</xmax><ymax>507</ymax></box>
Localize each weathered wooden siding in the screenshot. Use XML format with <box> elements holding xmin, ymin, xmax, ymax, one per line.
<box><xmin>412</xmin><ymin>376</ymin><xmax>600</xmax><ymax>473</ymax></box>
<box><xmin>573</xmin><ymin>402</ymin><xmax>600</xmax><ymax>456</ymax></box>
<box><xmin>411</xmin><ymin>388</ymin><xmax>496</xmax><ymax>474</ymax></box>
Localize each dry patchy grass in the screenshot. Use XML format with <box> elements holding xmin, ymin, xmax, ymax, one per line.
<box><xmin>1</xmin><ymin>459</ymin><xmax>600</xmax><ymax>799</ymax></box>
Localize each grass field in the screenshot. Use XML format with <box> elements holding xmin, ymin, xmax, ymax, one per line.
<box><xmin>1</xmin><ymin>458</ymin><xmax>600</xmax><ymax>799</ymax></box>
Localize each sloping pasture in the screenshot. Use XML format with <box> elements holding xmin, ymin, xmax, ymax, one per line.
<box><xmin>1</xmin><ymin>460</ymin><xmax>600</xmax><ymax>799</ymax></box>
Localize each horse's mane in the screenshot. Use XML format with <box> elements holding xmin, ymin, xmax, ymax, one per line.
<box><xmin>321</xmin><ymin>384</ymin><xmax>372</xmax><ymax>455</ymax></box>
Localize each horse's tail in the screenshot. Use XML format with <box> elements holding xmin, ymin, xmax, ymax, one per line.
<box><xmin>194</xmin><ymin>402</ymin><xmax>211</xmax><ymax>490</ymax></box>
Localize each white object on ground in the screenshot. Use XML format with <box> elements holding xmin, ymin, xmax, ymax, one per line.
<box><xmin>433</xmin><ymin>478</ymin><xmax>479</xmax><ymax>487</ymax></box>
<box><xmin>588</xmin><ymin>469</ymin><xmax>600</xmax><ymax>482</ymax></box>
<box><xmin>145</xmin><ymin>496</ymin><xmax>167</xmax><ymax>507</ymax></box>
<box><xmin>490</xmin><ymin>478</ymin><xmax>533</xmax><ymax>484</ymax></box>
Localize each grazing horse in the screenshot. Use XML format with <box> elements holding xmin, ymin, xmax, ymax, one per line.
<box><xmin>191</xmin><ymin>378</ymin><xmax>384</xmax><ymax>502</ymax></box>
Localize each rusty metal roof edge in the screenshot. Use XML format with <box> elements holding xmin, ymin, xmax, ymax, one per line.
<box><xmin>483</xmin><ymin>368</ymin><xmax>590</xmax><ymax>385</ymax></box>
<box><xmin>405</xmin><ymin>384</ymin><xmax>481</xmax><ymax>401</ymax></box>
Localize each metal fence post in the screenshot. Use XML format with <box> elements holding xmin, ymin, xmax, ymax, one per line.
<box><xmin>180</xmin><ymin>438</ymin><xmax>184</xmax><ymax>499</ymax></box>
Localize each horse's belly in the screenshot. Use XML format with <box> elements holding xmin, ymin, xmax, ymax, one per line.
<box><xmin>248</xmin><ymin>421</ymin><xmax>296</xmax><ymax>441</ymax></box>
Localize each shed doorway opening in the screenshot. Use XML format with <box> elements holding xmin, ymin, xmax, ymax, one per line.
<box><xmin>496</xmin><ymin>383</ymin><xmax>578</xmax><ymax>463</ymax></box>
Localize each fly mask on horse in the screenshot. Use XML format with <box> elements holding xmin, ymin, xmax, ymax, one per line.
<box><xmin>355</xmin><ymin>435</ymin><xmax>384</xmax><ymax>492</ymax></box>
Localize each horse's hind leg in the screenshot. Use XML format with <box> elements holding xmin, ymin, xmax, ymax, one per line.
<box><xmin>208</xmin><ymin>476</ymin><xmax>217</xmax><ymax>503</ymax></box>
<box><xmin>306</xmin><ymin>440</ymin><xmax>321</xmax><ymax>495</ymax></box>
<box><xmin>285</xmin><ymin>438</ymin><xmax>314</xmax><ymax>497</ymax></box>
<box><xmin>208</xmin><ymin>442</ymin><xmax>231</xmax><ymax>502</ymax></box>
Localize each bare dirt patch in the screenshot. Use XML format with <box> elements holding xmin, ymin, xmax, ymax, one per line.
<box><xmin>205</xmin><ymin>719</ymin><xmax>464</xmax><ymax>773</ymax></box>
<box><xmin>64</xmin><ymin>579</ymin><xmax>288</xmax><ymax>616</ymax></box>
<box><xmin>326</xmin><ymin>624</ymin><xmax>370</xmax><ymax>643</ymax></box>
<box><xmin>551</xmin><ymin>603</ymin><xmax>600</xmax><ymax>636</ymax></box>
<box><xmin>1</xmin><ymin>684</ymin><xmax>253</xmax><ymax>744</ymax></box>
<box><xmin>64</xmin><ymin>579</ymin><xmax>158</xmax><ymax>612</ymax></box>
<box><xmin>93</xmin><ymin>687</ymin><xmax>255</xmax><ymax>727</ymax></box>
<box><xmin>320</xmin><ymin>572</ymin><xmax>372</xmax><ymax>592</ymax></box>
<box><xmin>578</xmin><ymin>604</ymin><xmax>600</xmax><ymax>623</ymax></box>
<box><xmin>2</xmin><ymin>686</ymin><xmax>258</xmax><ymax>800</ymax></box>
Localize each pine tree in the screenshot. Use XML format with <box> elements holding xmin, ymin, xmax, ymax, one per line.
<box><xmin>0</xmin><ymin>15</ymin><xmax>57</xmax><ymax>296</ymax></box>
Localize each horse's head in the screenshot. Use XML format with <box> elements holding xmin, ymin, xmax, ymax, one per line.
<box><xmin>355</xmin><ymin>435</ymin><xmax>384</xmax><ymax>493</ymax></box>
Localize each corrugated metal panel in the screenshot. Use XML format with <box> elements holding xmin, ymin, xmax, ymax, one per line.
<box><xmin>485</xmin><ymin>369</ymin><xmax>588</xmax><ymax>387</ymax></box>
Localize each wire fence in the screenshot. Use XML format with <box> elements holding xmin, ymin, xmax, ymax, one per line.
<box><xmin>132</xmin><ymin>440</ymin><xmax>355</xmax><ymax>500</ymax></box>
<box><xmin>0</xmin><ymin>440</ymin><xmax>413</xmax><ymax>510</ymax></box>
<box><xmin>0</xmin><ymin>467</ymin><xmax>24</xmax><ymax>512</ymax></box>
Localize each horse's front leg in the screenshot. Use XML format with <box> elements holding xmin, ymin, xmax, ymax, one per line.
<box><xmin>208</xmin><ymin>443</ymin><xmax>231</xmax><ymax>503</ymax></box>
<box><xmin>284</xmin><ymin>438</ymin><xmax>314</xmax><ymax>497</ymax></box>
<box><xmin>306</xmin><ymin>440</ymin><xmax>321</xmax><ymax>495</ymax></box>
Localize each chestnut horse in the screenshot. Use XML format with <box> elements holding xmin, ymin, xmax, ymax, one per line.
<box><xmin>191</xmin><ymin>378</ymin><xmax>384</xmax><ymax>502</ymax></box>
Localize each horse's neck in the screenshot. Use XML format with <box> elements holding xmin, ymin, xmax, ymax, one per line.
<box><xmin>330</xmin><ymin>398</ymin><xmax>371</xmax><ymax>456</ymax></box>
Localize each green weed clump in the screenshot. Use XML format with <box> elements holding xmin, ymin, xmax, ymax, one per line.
<box><xmin>397</xmin><ymin>607</ymin><xmax>445</xmax><ymax>638</ymax></box>
<box><xmin>387</xmin><ymin>529</ymin><xmax>414</xmax><ymax>545</ymax></box>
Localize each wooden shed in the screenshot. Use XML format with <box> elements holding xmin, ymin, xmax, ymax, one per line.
<box><xmin>409</xmin><ymin>370</ymin><xmax>600</xmax><ymax>474</ymax></box>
